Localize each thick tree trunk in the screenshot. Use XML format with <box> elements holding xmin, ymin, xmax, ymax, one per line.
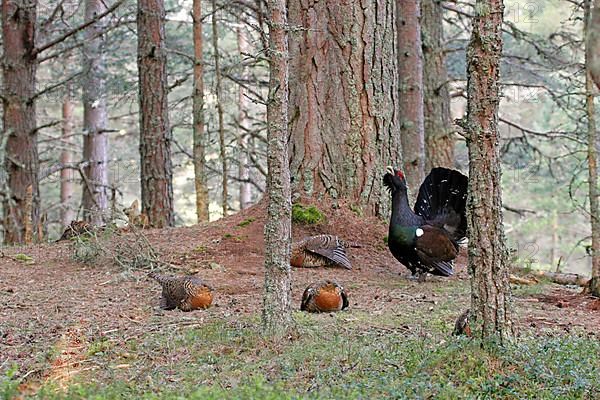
<box><xmin>585</xmin><ymin>0</ymin><xmax>600</xmax><ymax>297</ymax></box>
<box><xmin>397</xmin><ymin>0</ymin><xmax>425</xmax><ymax>201</ymax></box>
<box><xmin>81</xmin><ymin>0</ymin><xmax>109</xmax><ymax>225</ymax></box>
<box><xmin>288</xmin><ymin>0</ymin><xmax>400</xmax><ymax>217</ymax></box>
<box><xmin>1</xmin><ymin>0</ymin><xmax>39</xmax><ymax>244</ymax></box>
<box><xmin>421</xmin><ymin>0</ymin><xmax>454</xmax><ymax>171</ymax></box>
<box><xmin>211</xmin><ymin>0</ymin><xmax>228</xmax><ymax>217</ymax></box>
<box><xmin>193</xmin><ymin>0</ymin><xmax>209</xmax><ymax>223</ymax></box>
<box><xmin>237</xmin><ymin>25</ymin><xmax>252</xmax><ymax>210</ymax></box>
<box><xmin>464</xmin><ymin>0</ymin><xmax>514</xmax><ymax>340</ymax></box>
<box><xmin>262</xmin><ymin>0</ymin><xmax>293</xmax><ymax>337</ymax></box>
<box><xmin>137</xmin><ymin>0</ymin><xmax>174</xmax><ymax>228</ymax></box>
<box><xmin>61</xmin><ymin>84</ymin><xmax>76</xmax><ymax>227</ymax></box>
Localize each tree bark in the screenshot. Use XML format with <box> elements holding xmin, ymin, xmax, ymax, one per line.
<box><xmin>137</xmin><ymin>0</ymin><xmax>174</xmax><ymax>228</ymax></box>
<box><xmin>585</xmin><ymin>0</ymin><xmax>600</xmax><ymax>297</ymax></box>
<box><xmin>193</xmin><ymin>0</ymin><xmax>209</xmax><ymax>223</ymax></box>
<box><xmin>587</xmin><ymin>0</ymin><xmax>600</xmax><ymax>91</ymax></box>
<box><xmin>211</xmin><ymin>0</ymin><xmax>228</xmax><ymax>217</ymax></box>
<box><xmin>421</xmin><ymin>0</ymin><xmax>454</xmax><ymax>171</ymax></box>
<box><xmin>262</xmin><ymin>0</ymin><xmax>293</xmax><ymax>337</ymax></box>
<box><xmin>288</xmin><ymin>0</ymin><xmax>400</xmax><ymax>217</ymax></box>
<box><xmin>397</xmin><ymin>0</ymin><xmax>425</xmax><ymax>201</ymax></box>
<box><xmin>61</xmin><ymin>83</ymin><xmax>76</xmax><ymax>227</ymax></box>
<box><xmin>1</xmin><ymin>0</ymin><xmax>39</xmax><ymax>244</ymax></box>
<box><xmin>237</xmin><ymin>25</ymin><xmax>252</xmax><ymax>210</ymax></box>
<box><xmin>81</xmin><ymin>0</ymin><xmax>109</xmax><ymax>226</ymax></box>
<box><xmin>464</xmin><ymin>0</ymin><xmax>514</xmax><ymax>340</ymax></box>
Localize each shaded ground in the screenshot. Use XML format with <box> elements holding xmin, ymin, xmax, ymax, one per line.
<box><xmin>0</xmin><ymin>199</ymin><xmax>598</xmax><ymax>397</ymax></box>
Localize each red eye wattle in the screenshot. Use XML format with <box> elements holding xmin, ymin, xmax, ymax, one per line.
<box><xmin>396</xmin><ymin>171</ymin><xmax>404</xmax><ymax>179</ymax></box>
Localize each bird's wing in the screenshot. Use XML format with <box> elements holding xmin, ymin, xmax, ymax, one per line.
<box><xmin>340</xmin><ymin>288</ymin><xmax>349</xmax><ymax>310</ymax></box>
<box><xmin>303</xmin><ymin>236</ymin><xmax>352</xmax><ymax>269</ymax></box>
<box><xmin>415</xmin><ymin>225</ymin><xmax>459</xmax><ymax>262</ymax></box>
<box><xmin>300</xmin><ymin>287</ymin><xmax>314</xmax><ymax>311</ymax></box>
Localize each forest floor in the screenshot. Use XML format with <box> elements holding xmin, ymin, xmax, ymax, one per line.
<box><xmin>1</xmin><ymin>198</ymin><xmax>599</xmax><ymax>399</ymax></box>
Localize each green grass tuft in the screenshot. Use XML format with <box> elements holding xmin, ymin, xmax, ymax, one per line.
<box><xmin>292</xmin><ymin>204</ymin><xmax>325</xmax><ymax>225</ymax></box>
<box><xmin>237</xmin><ymin>218</ymin><xmax>255</xmax><ymax>227</ymax></box>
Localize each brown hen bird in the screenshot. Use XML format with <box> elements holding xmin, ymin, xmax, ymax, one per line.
<box><xmin>57</xmin><ymin>220</ymin><xmax>94</xmax><ymax>241</ymax></box>
<box><xmin>300</xmin><ymin>280</ymin><xmax>349</xmax><ymax>313</ymax></box>
<box><xmin>291</xmin><ymin>235</ymin><xmax>360</xmax><ymax>270</ymax></box>
<box><xmin>149</xmin><ymin>272</ymin><xmax>213</xmax><ymax>311</ymax></box>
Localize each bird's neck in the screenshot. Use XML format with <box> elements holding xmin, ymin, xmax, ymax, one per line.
<box><xmin>391</xmin><ymin>190</ymin><xmax>420</xmax><ymax>226</ymax></box>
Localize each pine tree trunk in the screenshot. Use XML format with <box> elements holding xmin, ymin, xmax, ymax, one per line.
<box><xmin>237</xmin><ymin>25</ymin><xmax>252</xmax><ymax>210</ymax></box>
<box><xmin>61</xmin><ymin>84</ymin><xmax>76</xmax><ymax>227</ymax></box>
<box><xmin>288</xmin><ymin>0</ymin><xmax>400</xmax><ymax>217</ymax></box>
<box><xmin>211</xmin><ymin>0</ymin><xmax>228</xmax><ymax>217</ymax></box>
<box><xmin>1</xmin><ymin>0</ymin><xmax>39</xmax><ymax>244</ymax></box>
<box><xmin>397</xmin><ymin>0</ymin><xmax>425</xmax><ymax>202</ymax></box>
<box><xmin>587</xmin><ymin>0</ymin><xmax>600</xmax><ymax>91</ymax></box>
<box><xmin>81</xmin><ymin>0</ymin><xmax>109</xmax><ymax>226</ymax></box>
<box><xmin>585</xmin><ymin>0</ymin><xmax>600</xmax><ymax>297</ymax></box>
<box><xmin>262</xmin><ymin>0</ymin><xmax>293</xmax><ymax>337</ymax></box>
<box><xmin>421</xmin><ymin>0</ymin><xmax>454</xmax><ymax>171</ymax></box>
<box><xmin>464</xmin><ymin>0</ymin><xmax>514</xmax><ymax>339</ymax></box>
<box><xmin>138</xmin><ymin>0</ymin><xmax>174</xmax><ymax>228</ymax></box>
<box><xmin>193</xmin><ymin>0</ymin><xmax>210</xmax><ymax>223</ymax></box>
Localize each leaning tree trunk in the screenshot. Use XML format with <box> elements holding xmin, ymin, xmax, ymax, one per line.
<box><xmin>397</xmin><ymin>0</ymin><xmax>425</xmax><ymax>202</ymax></box>
<box><xmin>237</xmin><ymin>24</ymin><xmax>252</xmax><ymax>210</ymax></box>
<box><xmin>585</xmin><ymin>0</ymin><xmax>600</xmax><ymax>297</ymax></box>
<box><xmin>1</xmin><ymin>0</ymin><xmax>39</xmax><ymax>244</ymax></box>
<box><xmin>61</xmin><ymin>83</ymin><xmax>76</xmax><ymax>227</ymax></box>
<box><xmin>81</xmin><ymin>0</ymin><xmax>109</xmax><ymax>225</ymax></box>
<box><xmin>212</xmin><ymin>0</ymin><xmax>228</xmax><ymax>217</ymax></box>
<box><xmin>192</xmin><ymin>0</ymin><xmax>210</xmax><ymax>222</ymax></box>
<box><xmin>421</xmin><ymin>0</ymin><xmax>455</xmax><ymax>171</ymax></box>
<box><xmin>137</xmin><ymin>0</ymin><xmax>174</xmax><ymax>228</ymax></box>
<box><xmin>464</xmin><ymin>0</ymin><xmax>513</xmax><ymax>340</ymax></box>
<box><xmin>262</xmin><ymin>0</ymin><xmax>293</xmax><ymax>337</ymax></box>
<box><xmin>288</xmin><ymin>0</ymin><xmax>400</xmax><ymax>217</ymax></box>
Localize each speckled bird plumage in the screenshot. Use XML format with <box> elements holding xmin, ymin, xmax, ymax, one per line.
<box><xmin>149</xmin><ymin>272</ymin><xmax>213</xmax><ymax>311</ymax></box>
<box><xmin>300</xmin><ymin>280</ymin><xmax>349</xmax><ymax>313</ymax></box>
<box><xmin>291</xmin><ymin>235</ymin><xmax>360</xmax><ymax>269</ymax></box>
<box><xmin>57</xmin><ymin>220</ymin><xmax>94</xmax><ymax>241</ymax></box>
<box><xmin>453</xmin><ymin>309</ymin><xmax>472</xmax><ymax>337</ymax></box>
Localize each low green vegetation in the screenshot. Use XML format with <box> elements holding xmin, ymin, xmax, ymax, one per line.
<box><xmin>237</xmin><ymin>218</ymin><xmax>256</xmax><ymax>227</ymax></box>
<box><xmin>4</xmin><ymin>311</ymin><xmax>598</xmax><ymax>399</ymax></box>
<box><xmin>292</xmin><ymin>204</ymin><xmax>325</xmax><ymax>225</ymax></box>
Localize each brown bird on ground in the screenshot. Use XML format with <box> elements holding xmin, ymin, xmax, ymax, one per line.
<box><xmin>453</xmin><ymin>309</ymin><xmax>472</xmax><ymax>337</ymax></box>
<box><xmin>57</xmin><ymin>220</ymin><xmax>94</xmax><ymax>241</ymax></box>
<box><xmin>300</xmin><ymin>280</ymin><xmax>349</xmax><ymax>313</ymax></box>
<box><xmin>291</xmin><ymin>235</ymin><xmax>360</xmax><ymax>270</ymax></box>
<box><xmin>149</xmin><ymin>272</ymin><xmax>213</xmax><ymax>311</ymax></box>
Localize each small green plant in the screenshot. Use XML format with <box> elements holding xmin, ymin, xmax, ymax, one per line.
<box><xmin>237</xmin><ymin>217</ymin><xmax>255</xmax><ymax>227</ymax></box>
<box><xmin>13</xmin><ymin>253</ymin><xmax>34</xmax><ymax>264</ymax></box>
<box><xmin>292</xmin><ymin>204</ymin><xmax>325</xmax><ymax>225</ymax></box>
<box><xmin>223</xmin><ymin>233</ymin><xmax>233</xmax><ymax>239</ymax></box>
<box><xmin>87</xmin><ymin>338</ymin><xmax>112</xmax><ymax>357</ymax></box>
<box><xmin>383</xmin><ymin>235</ymin><xmax>389</xmax><ymax>245</ymax></box>
<box><xmin>71</xmin><ymin>235</ymin><xmax>102</xmax><ymax>263</ymax></box>
<box><xmin>0</xmin><ymin>365</ymin><xmax>20</xmax><ymax>400</ymax></box>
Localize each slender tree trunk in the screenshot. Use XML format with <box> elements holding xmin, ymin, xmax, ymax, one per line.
<box><xmin>211</xmin><ymin>0</ymin><xmax>228</xmax><ymax>217</ymax></box>
<box><xmin>464</xmin><ymin>0</ymin><xmax>513</xmax><ymax>340</ymax></box>
<box><xmin>587</xmin><ymin>0</ymin><xmax>600</xmax><ymax>91</ymax></box>
<box><xmin>138</xmin><ymin>0</ymin><xmax>174</xmax><ymax>228</ymax></box>
<box><xmin>397</xmin><ymin>0</ymin><xmax>425</xmax><ymax>201</ymax></box>
<box><xmin>288</xmin><ymin>0</ymin><xmax>400</xmax><ymax>217</ymax></box>
<box><xmin>81</xmin><ymin>0</ymin><xmax>109</xmax><ymax>225</ymax></box>
<box><xmin>61</xmin><ymin>83</ymin><xmax>76</xmax><ymax>227</ymax></box>
<box><xmin>1</xmin><ymin>0</ymin><xmax>39</xmax><ymax>244</ymax></box>
<box><xmin>262</xmin><ymin>0</ymin><xmax>293</xmax><ymax>337</ymax></box>
<box><xmin>585</xmin><ymin>0</ymin><xmax>600</xmax><ymax>297</ymax></box>
<box><xmin>237</xmin><ymin>25</ymin><xmax>252</xmax><ymax>210</ymax></box>
<box><xmin>193</xmin><ymin>0</ymin><xmax>210</xmax><ymax>222</ymax></box>
<box><xmin>421</xmin><ymin>0</ymin><xmax>454</xmax><ymax>171</ymax></box>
